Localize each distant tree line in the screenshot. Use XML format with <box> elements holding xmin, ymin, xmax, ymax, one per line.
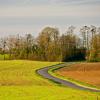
<box><xmin>0</xmin><ymin>26</ymin><xmax>100</xmax><ymax>62</ymax></box>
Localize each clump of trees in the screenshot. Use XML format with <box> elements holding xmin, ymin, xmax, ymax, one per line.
<box><xmin>80</xmin><ymin>25</ymin><xmax>100</xmax><ymax>62</ymax></box>
<box><xmin>0</xmin><ymin>26</ymin><xmax>100</xmax><ymax>62</ymax></box>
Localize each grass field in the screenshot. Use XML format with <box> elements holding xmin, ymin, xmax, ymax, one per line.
<box><xmin>56</xmin><ymin>63</ymin><xmax>100</xmax><ymax>88</ymax></box>
<box><xmin>0</xmin><ymin>60</ymin><xmax>100</xmax><ymax>100</ymax></box>
<box><xmin>0</xmin><ymin>54</ymin><xmax>9</xmax><ymax>60</ymax></box>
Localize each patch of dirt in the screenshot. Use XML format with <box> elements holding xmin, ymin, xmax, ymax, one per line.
<box><xmin>56</xmin><ymin>63</ymin><xmax>100</xmax><ymax>87</ymax></box>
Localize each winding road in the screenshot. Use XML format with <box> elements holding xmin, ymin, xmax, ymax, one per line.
<box><xmin>37</xmin><ymin>63</ymin><xmax>100</xmax><ymax>92</ymax></box>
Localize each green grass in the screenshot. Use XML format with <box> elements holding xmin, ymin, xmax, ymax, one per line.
<box><xmin>0</xmin><ymin>54</ymin><xmax>9</xmax><ymax>60</ymax></box>
<box><xmin>0</xmin><ymin>60</ymin><xmax>100</xmax><ymax>100</ymax></box>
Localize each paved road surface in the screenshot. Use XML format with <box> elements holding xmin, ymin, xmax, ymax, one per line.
<box><xmin>36</xmin><ymin>63</ymin><xmax>100</xmax><ymax>92</ymax></box>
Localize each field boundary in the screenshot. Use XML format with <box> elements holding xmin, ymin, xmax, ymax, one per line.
<box><xmin>36</xmin><ymin>62</ymin><xmax>100</xmax><ymax>92</ymax></box>
<box><xmin>48</xmin><ymin>63</ymin><xmax>100</xmax><ymax>90</ymax></box>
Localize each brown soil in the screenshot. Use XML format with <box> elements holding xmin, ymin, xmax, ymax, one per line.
<box><xmin>56</xmin><ymin>63</ymin><xmax>100</xmax><ymax>87</ymax></box>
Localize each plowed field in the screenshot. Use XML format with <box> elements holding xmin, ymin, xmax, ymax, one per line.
<box><xmin>56</xmin><ymin>63</ymin><xmax>100</xmax><ymax>88</ymax></box>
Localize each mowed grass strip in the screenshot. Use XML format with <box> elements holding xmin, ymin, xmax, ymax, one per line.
<box><xmin>56</xmin><ymin>63</ymin><xmax>100</xmax><ymax>88</ymax></box>
<box><xmin>0</xmin><ymin>60</ymin><xmax>100</xmax><ymax>100</ymax></box>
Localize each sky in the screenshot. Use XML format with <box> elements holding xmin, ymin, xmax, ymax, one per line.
<box><xmin>0</xmin><ymin>0</ymin><xmax>100</xmax><ymax>37</ymax></box>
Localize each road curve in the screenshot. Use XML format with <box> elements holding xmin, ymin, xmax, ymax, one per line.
<box><xmin>36</xmin><ymin>63</ymin><xmax>100</xmax><ymax>92</ymax></box>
